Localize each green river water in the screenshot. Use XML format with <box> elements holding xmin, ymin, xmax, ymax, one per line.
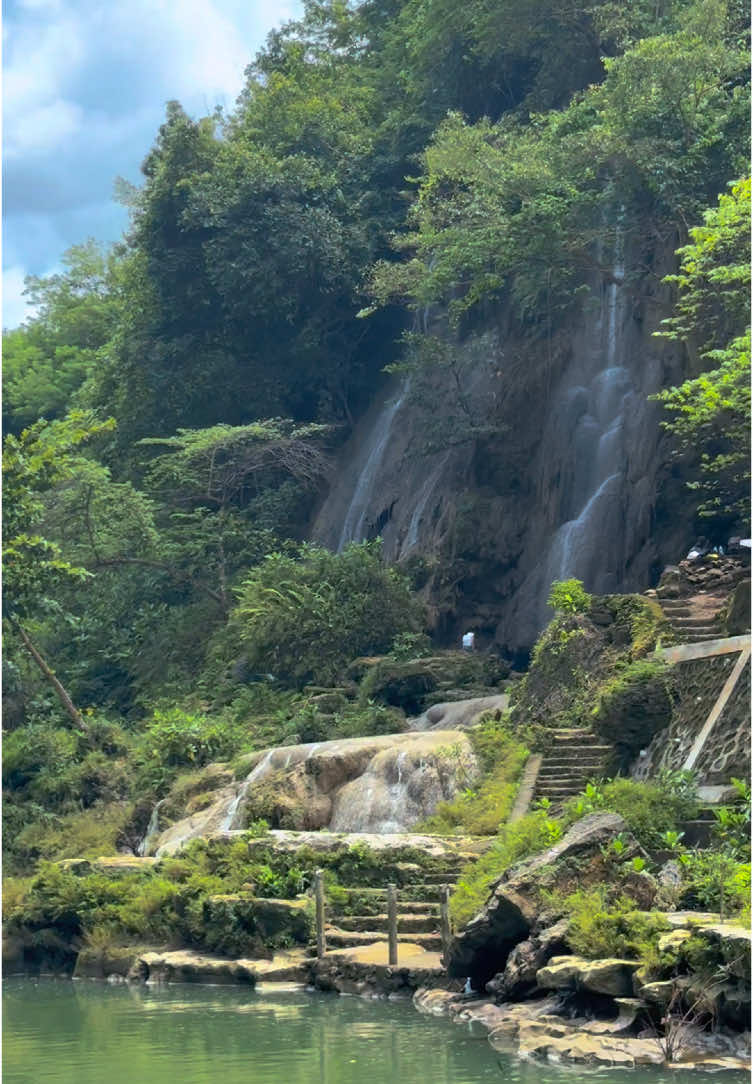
<box><xmin>2</xmin><ymin>978</ymin><xmax>743</xmax><ymax>1084</ymax></box>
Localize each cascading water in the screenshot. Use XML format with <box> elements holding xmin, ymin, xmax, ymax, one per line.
<box><xmin>336</xmin><ymin>378</ymin><xmax>410</xmax><ymax>552</ymax></box>
<box><xmin>137</xmin><ymin>799</ymin><xmax>165</xmax><ymax>857</ymax></box>
<box><xmin>541</xmin><ymin>221</ymin><xmax>634</xmax><ymax>600</ymax></box>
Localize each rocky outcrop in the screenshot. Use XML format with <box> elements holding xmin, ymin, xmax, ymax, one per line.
<box><xmin>408</xmin><ymin>694</ymin><xmax>508</xmax><ymax>731</ymax></box>
<box><xmin>446</xmin><ymin>812</ymin><xmax>632</xmax><ymax>985</ymax></box>
<box><xmin>485</xmin><ymin>919</ymin><xmax>569</xmax><ymax>1000</ymax></box>
<box><xmin>127</xmin><ymin>948</ymin><xmax>310</xmax><ymax>986</ymax></box>
<box><xmin>149</xmin><ymin>730</ymin><xmax>480</xmax><ymax>855</ymax></box>
<box><xmin>414</xmin><ymin>988</ymin><xmax>751</xmax><ymax>1071</ymax></box>
<box><xmin>537</xmin><ymin>955</ymin><xmax>641</xmax><ymax>998</ymax></box>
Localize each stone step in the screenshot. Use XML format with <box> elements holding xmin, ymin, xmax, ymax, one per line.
<box><xmin>333</xmin><ymin>913</ymin><xmax>439</xmax><ymax>934</ymax></box>
<box><xmin>324</xmin><ymin>927</ymin><xmax>443</xmax><ymax>950</ymax></box>
<box><xmin>540</xmin><ymin>755</ymin><xmax>610</xmax><ymax>766</ymax></box>
<box><xmin>669</xmin><ymin>617</ymin><xmax>720</xmax><ymax>628</ymax></box>
<box><xmin>535</xmin><ymin>785</ymin><xmax>584</xmax><ymax>797</ymax></box>
<box><xmin>682</xmin><ymin>632</ymin><xmax>723</xmax><ymax>643</ymax></box>
<box><xmin>331</xmin><ymin>886</ymin><xmax>445</xmax><ymax>901</ymax></box>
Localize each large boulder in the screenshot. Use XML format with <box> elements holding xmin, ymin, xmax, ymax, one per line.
<box><xmin>446</xmin><ymin>813</ymin><xmax>632</xmax><ymax>987</ymax></box>
<box><xmin>486</xmin><ymin>919</ymin><xmax>569</xmax><ymax>1000</ymax></box>
<box><xmin>409</xmin><ymin>695</ymin><xmax>509</xmax><ymax>731</ymax></box>
<box><xmin>536</xmin><ymin>955</ymin><xmax>641</xmax><ymax>998</ymax></box>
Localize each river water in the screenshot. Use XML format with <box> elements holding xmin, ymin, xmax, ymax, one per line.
<box><xmin>2</xmin><ymin>978</ymin><xmax>739</xmax><ymax>1084</ymax></box>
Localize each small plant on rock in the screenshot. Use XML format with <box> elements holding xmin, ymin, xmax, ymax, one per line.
<box><xmin>547</xmin><ymin>578</ymin><xmax>592</xmax><ymax>615</ymax></box>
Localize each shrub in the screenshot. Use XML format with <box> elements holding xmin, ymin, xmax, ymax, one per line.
<box><xmin>548</xmin><ymin>579</ymin><xmax>592</xmax><ymax>615</ymax></box>
<box><xmin>229</xmin><ymin>542</ymin><xmax>424</xmax><ymax>688</ymax></box>
<box><xmin>564</xmin><ymin>777</ymin><xmax>697</xmax><ymax>849</ymax></box>
<box><xmin>133</xmin><ymin>707</ymin><xmax>244</xmax><ymax>791</ymax></box>
<box><xmin>678</xmin><ymin>851</ymin><xmax>750</xmax><ymax>916</ymax></box>
<box><xmin>418</xmin><ymin>720</ymin><xmax>529</xmax><ymax>835</ymax></box>
<box><xmin>547</xmin><ymin>886</ymin><xmax>670</xmax><ymax>958</ymax></box>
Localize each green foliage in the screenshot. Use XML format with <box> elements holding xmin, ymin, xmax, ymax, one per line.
<box><xmin>2</xmin><ymin>242</ymin><xmax>121</xmax><ymax>433</ymax></box>
<box><xmin>451</xmin><ymin>773</ymin><xmax>699</xmax><ymax>926</ymax></box>
<box><xmin>548</xmin><ymin>579</ymin><xmax>592</xmax><ymax>615</ymax></box>
<box><xmin>370</xmin><ymin>2</ymin><xmax>748</xmax><ymax>334</ymax></box>
<box><xmin>678</xmin><ymin>850</ymin><xmax>750</xmax><ymax>915</ymax></box>
<box><xmin>450</xmin><ymin>807</ymin><xmax>564</xmax><ymax>926</ymax></box>
<box><xmin>418</xmin><ymin>719</ymin><xmax>529</xmax><ymax>835</ymax></box>
<box><xmin>132</xmin><ymin>707</ymin><xmax>246</xmax><ymax>792</ymax></box>
<box><xmin>2</xmin><ymin>412</ymin><xmax>115</xmax><ymax>623</ymax></box>
<box><xmin>549</xmin><ymin>886</ymin><xmax>670</xmax><ymax>958</ymax></box>
<box><xmin>230</xmin><ymin>542</ymin><xmax>424</xmax><ymax>687</ymax></box>
<box><xmin>591</xmin><ymin>658</ymin><xmax>674</xmax><ymax>764</ymax></box>
<box><xmin>564</xmin><ymin>777</ymin><xmax>697</xmax><ymax>848</ymax></box>
<box><xmin>654</xmin><ymin>177</ymin><xmax>751</xmax><ymax>525</ymax></box>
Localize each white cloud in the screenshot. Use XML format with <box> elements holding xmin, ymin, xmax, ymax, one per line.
<box><xmin>2</xmin><ymin>265</ymin><xmax>36</xmax><ymax>329</ymax></box>
<box><xmin>2</xmin><ymin>0</ymin><xmax>303</xmax><ymax>328</ymax></box>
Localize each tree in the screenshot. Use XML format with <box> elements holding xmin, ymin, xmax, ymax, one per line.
<box><xmin>229</xmin><ymin>542</ymin><xmax>424</xmax><ymax>687</ymax></box>
<box><xmin>654</xmin><ymin>178</ymin><xmax>750</xmax><ymax>526</ymax></box>
<box><xmin>2</xmin><ymin>413</ymin><xmax>115</xmax><ymax>729</ymax></box>
<box><xmin>2</xmin><ymin>242</ymin><xmax>122</xmax><ymax>433</ymax></box>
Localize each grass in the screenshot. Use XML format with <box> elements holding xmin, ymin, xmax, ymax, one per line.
<box><xmin>417</xmin><ymin>720</ymin><xmax>529</xmax><ymax>835</ymax></box>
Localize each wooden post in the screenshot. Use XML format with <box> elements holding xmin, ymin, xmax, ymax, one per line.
<box><xmin>440</xmin><ymin>884</ymin><xmax>452</xmax><ymax>959</ymax></box>
<box><xmin>314</xmin><ymin>868</ymin><xmax>326</xmax><ymax>958</ymax></box>
<box><xmin>387</xmin><ymin>882</ymin><xmax>398</xmax><ymax>966</ymax></box>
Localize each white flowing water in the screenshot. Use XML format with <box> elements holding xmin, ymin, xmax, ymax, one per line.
<box><xmin>137</xmin><ymin>799</ymin><xmax>165</xmax><ymax>857</ymax></box>
<box><xmin>336</xmin><ymin>379</ymin><xmax>410</xmax><ymax>552</ymax></box>
<box><xmin>400</xmin><ymin>449</ymin><xmax>451</xmax><ymax>557</ymax></box>
<box><xmin>544</xmin><ymin>225</ymin><xmax>632</xmax><ymax>590</ymax></box>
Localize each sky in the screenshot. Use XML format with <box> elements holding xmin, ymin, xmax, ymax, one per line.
<box><xmin>2</xmin><ymin>0</ymin><xmax>301</xmax><ymax>329</ymax></box>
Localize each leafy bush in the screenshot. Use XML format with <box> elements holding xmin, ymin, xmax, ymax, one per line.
<box><xmin>678</xmin><ymin>851</ymin><xmax>751</xmax><ymax>916</ymax></box>
<box><xmin>548</xmin><ymin>886</ymin><xmax>670</xmax><ymax>959</ymax></box>
<box><xmin>548</xmin><ymin>579</ymin><xmax>592</xmax><ymax>615</ymax></box>
<box><xmin>133</xmin><ymin>707</ymin><xmax>245</xmax><ymax>791</ymax></box>
<box><xmin>564</xmin><ymin>777</ymin><xmax>696</xmax><ymax>849</ymax></box>
<box><xmin>418</xmin><ymin>720</ymin><xmax>529</xmax><ymax>835</ymax></box>
<box><xmin>230</xmin><ymin>542</ymin><xmax>424</xmax><ymax>687</ymax></box>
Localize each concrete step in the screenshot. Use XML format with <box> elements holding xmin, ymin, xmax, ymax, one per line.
<box><xmin>670</xmin><ymin>617</ymin><xmax>720</xmax><ymax>628</ymax></box>
<box><xmin>540</xmin><ymin>756</ymin><xmax>609</xmax><ymax>767</ymax></box>
<box><xmin>324</xmin><ymin>927</ymin><xmax>442</xmax><ymax>950</ymax></box>
<box><xmin>334</xmin><ymin>913</ymin><xmax>439</xmax><ymax>934</ymax></box>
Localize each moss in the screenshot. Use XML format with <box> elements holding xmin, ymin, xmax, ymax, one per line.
<box><xmin>591</xmin><ymin>658</ymin><xmax>675</xmax><ymax>768</ymax></box>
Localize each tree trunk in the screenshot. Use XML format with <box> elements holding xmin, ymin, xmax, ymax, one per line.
<box><xmin>13</xmin><ymin>622</ymin><xmax>89</xmax><ymax>736</ymax></box>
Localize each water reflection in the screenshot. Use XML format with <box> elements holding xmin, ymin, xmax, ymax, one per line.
<box><xmin>3</xmin><ymin>979</ymin><xmax>746</xmax><ymax>1084</ymax></box>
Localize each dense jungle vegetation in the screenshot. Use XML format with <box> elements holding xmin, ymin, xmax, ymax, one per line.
<box><xmin>2</xmin><ymin>0</ymin><xmax>750</xmax><ymax>875</ymax></box>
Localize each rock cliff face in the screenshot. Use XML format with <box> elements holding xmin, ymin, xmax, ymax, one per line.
<box><xmin>312</xmin><ymin>240</ymin><xmax>693</xmax><ymax>653</ymax></box>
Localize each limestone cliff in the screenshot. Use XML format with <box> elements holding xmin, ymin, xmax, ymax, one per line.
<box><xmin>312</xmin><ymin>239</ymin><xmax>695</xmax><ymax>654</ymax></box>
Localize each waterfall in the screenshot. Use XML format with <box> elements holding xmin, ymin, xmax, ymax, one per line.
<box><xmin>137</xmin><ymin>799</ymin><xmax>165</xmax><ymax>857</ymax></box>
<box><xmin>544</xmin><ymin>221</ymin><xmax>632</xmax><ymax>595</ymax></box>
<box><xmin>220</xmin><ymin>749</ymin><xmax>277</xmax><ymax>832</ymax></box>
<box><xmin>400</xmin><ymin>449</ymin><xmax>451</xmax><ymax>558</ymax></box>
<box><xmin>336</xmin><ymin>379</ymin><xmax>410</xmax><ymax>552</ymax></box>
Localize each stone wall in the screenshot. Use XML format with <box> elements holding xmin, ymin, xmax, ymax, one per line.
<box><xmin>633</xmin><ymin>652</ymin><xmax>750</xmax><ymax>785</ymax></box>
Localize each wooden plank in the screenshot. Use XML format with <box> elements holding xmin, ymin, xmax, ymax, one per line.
<box><xmin>387</xmin><ymin>883</ymin><xmax>398</xmax><ymax>966</ymax></box>
<box><xmin>657</xmin><ymin>635</ymin><xmax>751</xmax><ymax>664</ymax></box>
<box><xmin>314</xmin><ymin>868</ymin><xmax>326</xmax><ymax>959</ymax></box>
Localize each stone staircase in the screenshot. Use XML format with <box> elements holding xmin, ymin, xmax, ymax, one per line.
<box><xmin>533</xmin><ymin>728</ymin><xmax>612</xmax><ymax>807</ymax></box>
<box><xmin>660</xmin><ymin>596</ymin><xmax>723</xmax><ymax>644</ymax></box>
<box><xmin>323</xmin><ymin>863</ymin><xmax>465</xmax><ymax>952</ymax></box>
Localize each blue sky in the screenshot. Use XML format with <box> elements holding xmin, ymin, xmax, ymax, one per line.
<box><xmin>3</xmin><ymin>0</ymin><xmax>301</xmax><ymax>329</ymax></box>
